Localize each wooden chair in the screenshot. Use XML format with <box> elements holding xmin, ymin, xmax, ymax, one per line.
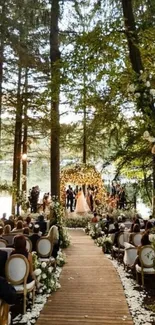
<box><xmin>123</xmin><ymin>243</ymin><xmax>137</xmax><ymax>270</ymax></box>
<box><xmin>5</xmin><ymin>254</ymin><xmax>35</xmax><ymax>314</ymax></box>
<box><xmin>26</xmin><ymin>237</ymin><xmax>32</xmax><ymax>252</ymax></box>
<box><xmin>135</xmin><ymin>245</ymin><xmax>155</xmax><ymax>286</ymax></box>
<box><xmin>36</xmin><ymin>237</ymin><xmax>55</xmax><ymax>264</ymax></box>
<box><xmin>0</xmin><ymin>239</ymin><xmax>7</xmax><ymax>248</ymax></box>
<box><xmin>112</xmin><ymin>233</ymin><xmax>125</xmax><ymax>261</ymax></box>
<box><xmin>132</xmin><ymin>233</ymin><xmax>142</xmax><ymax>247</ymax></box>
<box><xmin>0</xmin><ymin>300</ymin><xmax>9</xmax><ymax>325</ymax></box>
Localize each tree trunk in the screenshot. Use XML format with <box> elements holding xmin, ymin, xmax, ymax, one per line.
<box><xmin>121</xmin><ymin>0</ymin><xmax>155</xmax><ymax>216</ymax></box>
<box><xmin>121</xmin><ymin>0</ymin><xmax>143</xmax><ymax>74</ymax></box>
<box><xmin>22</xmin><ymin>68</ymin><xmax>28</xmax><ymax>195</ymax></box>
<box><xmin>12</xmin><ymin>65</ymin><xmax>23</xmax><ymax>215</ymax></box>
<box><xmin>0</xmin><ymin>1</ymin><xmax>5</xmax><ymax>156</ymax></box>
<box><xmin>50</xmin><ymin>0</ymin><xmax>60</xmax><ymax>198</ymax></box>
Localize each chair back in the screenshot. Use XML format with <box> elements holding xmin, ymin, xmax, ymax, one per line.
<box><xmin>26</xmin><ymin>238</ymin><xmax>32</xmax><ymax>252</ymax></box>
<box><xmin>5</xmin><ymin>254</ymin><xmax>29</xmax><ymax>285</ymax></box>
<box><xmin>118</xmin><ymin>233</ymin><xmax>124</xmax><ymax>247</ymax></box>
<box><xmin>37</xmin><ymin>237</ymin><xmax>52</xmax><ymax>257</ymax></box>
<box><xmin>123</xmin><ymin>247</ymin><xmax>137</xmax><ymax>266</ymax></box>
<box><xmin>139</xmin><ymin>245</ymin><xmax>155</xmax><ymax>268</ymax></box>
<box><xmin>109</xmin><ymin>224</ymin><xmax>114</xmax><ymax>231</ymax></box>
<box><xmin>132</xmin><ymin>233</ymin><xmax>142</xmax><ymax>246</ymax></box>
<box><xmin>0</xmin><ymin>239</ymin><xmax>7</xmax><ymax>248</ymax></box>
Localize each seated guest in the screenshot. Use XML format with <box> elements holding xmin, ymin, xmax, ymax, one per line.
<box><xmin>3</xmin><ymin>225</ymin><xmax>11</xmax><ymax>235</ymax></box>
<box><xmin>4</xmin><ymin>215</ymin><xmax>15</xmax><ymax>230</ymax></box>
<box><xmin>113</xmin><ymin>223</ymin><xmax>125</xmax><ymax>247</ymax></box>
<box><xmin>12</xmin><ymin>220</ymin><xmax>23</xmax><ymax>233</ymax></box>
<box><xmin>23</xmin><ymin>227</ymin><xmax>30</xmax><ymax>236</ymax></box>
<box><xmin>145</xmin><ymin>221</ymin><xmax>153</xmax><ymax>233</ymax></box>
<box><xmin>129</xmin><ymin>224</ymin><xmax>140</xmax><ymax>244</ymax></box>
<box><xmin>0</xmin><ymin>277</ymin><xmax>17</xmax><ymax>305</ymax></box>
<box><xmin>91</xmin><ymin>212</ymin><xmax>98</xmax><ymax>223</ymax></box>
<box><xmin>109</xmin><ymin>221</ymin><xmax>120</xmax><ymax>234</ymax></box>
<box><xmin>48</xmin><ymin>225</ymin><xmax>60</xmax><ymax>258</ymax></box>
<box><xmin>29</xmin><ymin>225</ymin><xmax>41</xmax><ymax>252</ymax></box>
<box><xmin>0</xmin><ymin>226</ymin><xmax>3</xmax><ymax>238</ymax></box>
<box><xmin>11</xmin><ymin>235</ymin><xmax>34</xmax><ymax>283</ymax></box>
<box><xmin>35</xmin><ymin>215</ymin><xmax>46</xmax><ymax>235</ymax></box>
<box><xmin>130</xmin><ymin>216</ymin><xmax>140</xmax><ymax>232</ymax></box>
<box><xmin>0</xmin><ymin>250</ymin><xmax>7</xmax><ymax>277</ymax></box>
<box><xmin>25</xmin><ymin>215</ymin><xmax>31</xmax><ymax>228</ymax></box>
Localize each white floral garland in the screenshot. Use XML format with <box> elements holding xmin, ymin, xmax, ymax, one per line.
<box><xmin>108</xmin><ymin>256</ymin><xmax>154</xmax><ymax>325</ymax></box>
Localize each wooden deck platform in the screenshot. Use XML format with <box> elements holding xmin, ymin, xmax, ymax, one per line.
<box><xmin>36</xmin><ymin>229</ymin><xmax>133</xmax><ymax>325</ymax></box>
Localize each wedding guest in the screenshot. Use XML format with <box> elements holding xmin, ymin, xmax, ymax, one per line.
<box><xmin>12</xmin><ymin>220</ymin><xmax>23</xmax><ymax>233</ymax></box>
<box><xmin>129</xmin><ymin>224</ymin><xmax>140</xmax><ymax>244</ymax></box>
<box><xmin>11</xmin><ymin>235</ymin><xmax>35</xmax><ymax>283</ymax></box>
<box><xmin>29</xmin><ymin>225</ymin><xmax>41</xmax><ymax>252</ymax></box>
<box><xmin>4</xmin><ymin>215</ymin><xmax>15</xmax><ymax>230</ymax></box>
<box><xmin>48</xmin><ymin>225</ymin><xmax>60</xmax><ymax>258</ymax></box>
<box><xmin>25</xmin><ymin>216</ymin><xmax>31</xmax><ymax>228</ymax></box>
<box><xmin>3</xmin><ymin>225</ymin><xmax>11</xmax><ymax>235</ymax></box>
<box><xmin>0</xmin><ymin>250</ymin><xmax>7</xmax><ymax>277</ymax></box>
<box><xmin>0</xmin><ymin>277</ymin><xmax>17</xmax><ymax>305</ymax></box>
<box><xmin>109</xmin><ymin>222</ymin><xmax>119</xmax><ymax>234</ymax></box>
<box><xmin>0</xmin><ymin>226</ymin><xmax>3</xmax><ymax>238</ymax></box>
<box><xmin>91</xmin><ymin>212</ymin><xmax>98</xmax><ymax>223</ymax></box>
<box><xmin>113</xmin><ymin>223</ymin><xmax>125</xmax><ymax>247</ymax></box>
<box><xmin>23</xmin><ymin>227</ymin><xmax>30</xmax><ymax>235</ymax></box>
<box><xmin>35</xmin><ymin>215</ymin><xmax>46</xmax><ymax>235</ymax></box>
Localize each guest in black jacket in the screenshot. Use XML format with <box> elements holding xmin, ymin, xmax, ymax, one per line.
<box><xmin>0</xmin><ymin>250</ymin><xmax>7</xmax><ymax>277</ymax></box>
<box><xmin>35</xmin><ymin>215</ymin><xmax>47</xmax><ymax>235</ymax></box>
<box><xmin>29</xmin><ymin>225</ymin><xmax>41</xmax><ymax>252</ymax></box>
<box><xmin>0</xmin><ymin>277</ymin><xmax>17</xmax><ymax>305</ymax></box>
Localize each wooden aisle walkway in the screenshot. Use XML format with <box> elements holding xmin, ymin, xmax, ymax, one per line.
<box><xmin>36</xmin><ymin>230</ymin><xmax>133</xmax><ymax>325</ymax></box>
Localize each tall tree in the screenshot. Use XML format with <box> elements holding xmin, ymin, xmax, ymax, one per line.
<box><xmin>50</xmin><ymin>0</ymin><xmax>61</xmax><ymax>197</ymax></box>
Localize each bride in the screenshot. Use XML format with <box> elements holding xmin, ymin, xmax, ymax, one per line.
<box><xmin>75</xmin><ymin>188</ymin><xmax>90</xmax><ymax>213</ymax></box>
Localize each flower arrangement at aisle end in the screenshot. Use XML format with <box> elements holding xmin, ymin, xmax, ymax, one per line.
<box><xmin>32</xmin><ymin>251</ymin><xmax>65</xmax><ymax>294</ymax></box>
<box><xmin>86</xmin><ymin>222</ymin><xmax>104</xmax><ymax>239</ymax></box>
<box><xmin>56</xmin><ymin>249</ymin><xmax>66</xmax><ymax>267</ymax></box>
<box><xmin>101</xmin><ymin>236</ymin><xmax>113</xmax><ymax>254</ymax></box>
<box><xmin>49</xmin><ymin>196</ymin><xmax>70</xmax><ymax>248</ymax></box>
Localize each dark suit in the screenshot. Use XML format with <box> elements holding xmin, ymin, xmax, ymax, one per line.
<box><xmin>29</xmin><ymin>234</ymin><xmax>40</xmax><ymax>252</ymax></box>
<box><xmin>0</xmin><ymin>277</ymin><xmax>17</xmax><ymax>304</ymax></box>
<box><xmin>0</xmin><ymin>250</ymin><xmax>7</xmax><ymax>277</ymax></box>
<box><xmin>35</xmin><ymin>221</ymin><xmax>47</xmax><ymax>235</ymax></box>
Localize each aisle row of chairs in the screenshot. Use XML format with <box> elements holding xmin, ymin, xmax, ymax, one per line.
<box><xmin>110</xmin><ymin>232</ymin><xmax>155</xmax><ymax>286</ymax></box>
<box><xmin>0</xmin><ymin>236</ymin><xmax>55</xmax><ymax>324</ymax></box>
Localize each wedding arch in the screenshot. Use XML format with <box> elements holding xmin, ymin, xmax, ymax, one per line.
<box><xmin>60</xmin><ymin>163</ymin><xmax>106</xmax><ymax>203</ymax></box>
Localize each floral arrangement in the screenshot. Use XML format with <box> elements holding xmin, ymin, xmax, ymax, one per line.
<box><xmin>102</xmin><ymin>236</ymin><xmax>113</xmax><ymax>254</ymax></box>
<box><xmin>66</xmin><ymin>216</ymin><xmax>91</xmax><ymax>228</ymax></box>
<box><xmin>49</xmin><ymin>196</ymin><xmax>70</xmax><ymax>248</ymax></box>
<box><xmin>32</xmin><ymin>251</ymin><xmax>65</xmax><ymax>294</ymax></box>
<box><xmin>56</xmin><ymin>249</ymin><xmax>66</xmax><ymax>267</ymax></box>
<box><xmin>85</xmin><ymin>222</ymin><xmax>104</xmax><ymax>239</ymax></box>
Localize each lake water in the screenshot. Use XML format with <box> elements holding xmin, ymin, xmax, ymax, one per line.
<box><xmin>0</xmin><ymin>194</ymin><xmax>152</xmax><ymax>219</ymax></box>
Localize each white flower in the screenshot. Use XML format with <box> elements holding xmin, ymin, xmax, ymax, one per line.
<box><xmin>47</xmin><ymin>289</ymin><xmax>51</xmax><ymax>293</ymax></box>
<box><xmin>41</xmin><ymin>262</ymin><xmax>47</xmax><ymax>268</ymax></box>
<box><xmin>39</xmin><ymin>289</ymin><xmax>43</xmax><ymax>293</ymax></box>
<box><xmin>48</xmin><ymin>266</ymin><xmax>53</xmax><ymax>273</ymax></box>
<box><xmin>143</xmin><ymin>130</ymin><xmax>150</xmax><ymax>139</ymax></box>
<box><xmin>146</xmin><ymin>80</ymin><xmax>150</xmax><ymax>87</ymax></box>
<box><xmin>134</xmin><ymin>92</ymin><xmax>140</xmax><ymax>98</ymax></box>
<box><xmin>127</xmin><ymin>84</ymin><xmax>136</xmax><ymax>93</ymax></box>
<box><xmin>50</xmin><ymin>279</ymin><xmax>55</xmax><ymax>286</ymax></box>
<box><xmin>34</xmin><ymin>268</ymin><xmax>42</xmax><ymax>276</ymax></box>
<box><xmin>150</xmin><ymin>88</ymin><xmax>155</xmax><ymax>96</ymax></box>
<box><xmin>42</xmin><ymin>273</ymin><xmax>47</xmax><ymax>279</ymax></box>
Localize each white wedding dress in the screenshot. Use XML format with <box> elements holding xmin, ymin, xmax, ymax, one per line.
<box><xmin>75</xmin><ymin>190</ymin><xmax>90</xmax><ymax>213</ymax></box>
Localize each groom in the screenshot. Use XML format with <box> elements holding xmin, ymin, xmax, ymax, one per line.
<box><xmin>68</xmin><ymin>187</ymin><xmax>74</xmax><ymax>212</ymax></box>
